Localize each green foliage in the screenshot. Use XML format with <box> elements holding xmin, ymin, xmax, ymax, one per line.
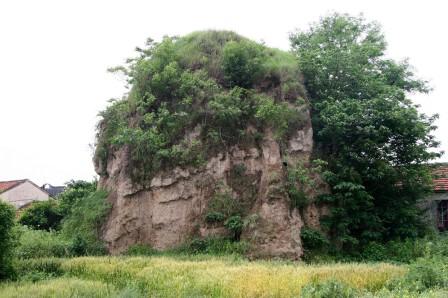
<box><xmin>0</xmin><ymin>256</ymin><xmax>405</xmax><ymax>297</ymax></box>
<box><xmin>301</xmin><ymin>279</ymin><xmax>358</xmax><ymax>298</ymax></box>
<box><xmin>358</xmin><ymin>234</ymin><xmax>448</xmax><ymax>264</ymax></box>
<box><xmin>15</xmin><ymin>226</ymin><xmax>70</xmax><ymax>259</ymax></box>
<box><xmin>207</xmin><ymin>190</ymin><xmax>242</xmax><ymax>219</ymax></box>
<box><xmin>287</xmin><ymin>159</ymin><xmax>327</xmax><ymax>209</ymax></box>
<box><xmin>14</xmin><ymin>183</ymin><xmax>111</xmax><ymax>259</ymax></box>
<box><xmin>301</xmin><ymin>227</ymin><xmax>329</xmax><ymax>251</ymax></box>
<box><xmin>18</xmin><ymin>200</ymin><xmax>63</xmax><ymax>231</ymax></box>
<box><xmin>206</xmin><ymin>189</ymin><xmax>247</xmax><ymax>240</ymax></box>
<box><xmin>222</xmin><ymin>40</ymin><xmax>265</xmax><ymax>88</ymax></box>
<box><xmin>288</xmin><ymin>187</ymin><xmax>308</xmax><ymax>209</ymax></box>
<box><xmin>15</xmin><ymin>258</ymin><xmax>64</xmax><ymax>282</ymax></box>
<box><xmin>224</xmin><ymin>215</ymin><xmax>244</xmax><ymax>241</ymax></box>
<box><xmin>124</xmin><ymin>244</ymin><xmax>158</xmax><ymax>256</ymax></box>
<box><xmin>291</xmin><ymin>14</ymin><xmax>440</xmax><ymax>251</ymax></box>
<box><xmin>402</xmin><ymin>256</ymin><xmax>448</xmax><ymax>291</ymax></box>
<box><xmin>96</xmin><ymin>31</ymin><xmax>306</xmax><ymax>185</ymax></box>
<box><xmin>231</xmin><ymin>163</ymin><xmax>246</xmax><ymax>177</ymax></box>
<box><xmin>207</xmin><ymin>87</ymin><xmax>253</xmax><ymax>144</ymax></box>
<box><xmin>186</xmin><ymin>237</ymin><xmax>249</xmax><ymax>255</ymax></box>
<box><xmin>57</xmin><ymin>180</ymin><xmax>97</xmax><ymax>217</ymax></box>
<box><xmin>360</xmin><ymin>242</ymin><xmax>388</xmax><ymax>262</ymax></box>
<box><xmin>205</xmin><ymin>211</ymin><xmax>226</xmax><ymax>224</ymax></box>
<box><xmin>255</xmin><ymin>95</ymin><xmax>302</xmax><ymax>138</ymax></box>
<box><xmin>61</xmin><ymin>190</ymin><xmax>110</xmax><ymax>256</ymax></box>
<box><xmin>95</xmin><ymin>100</ymin><xmax>129</xmax><ymax>171</ymax></box>
<box><xmin>384</xmin><ymin>254</ymin><xmax>448</xmax><ymax>294</ymax></box>
<box><xmin>0</xmin><ymin>200</ymin><xmax>16</xmax><ymax>280</ymax></box>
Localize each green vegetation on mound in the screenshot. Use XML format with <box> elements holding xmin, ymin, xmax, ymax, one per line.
<box><xmin>95</xmin><ymin>31</ymin><xmax>308</xmax><ymax>184</ymax></box>
<box><xmin>94</xmin><ymin>15</ymin><xmax>442</xmax><ymax>259</ymax></box>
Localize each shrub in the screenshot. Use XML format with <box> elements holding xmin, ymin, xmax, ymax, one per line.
<box><xmin>286</xmin><ymin>160</ymin><xmax>327</xmax><ymax>210</ymax></box>
<box><xmin>301</xmin><ymin>279</ymin><xmax>358</xmax><ymax>298</ymax></box>
<box><xmin>288</xmin><ymin>187</ymin><xmax>308</xmax><ymax>209</ymax></box>
<box><xmin>205</xmin><ymin>211</ymin><xmax>225</xmax><ymax>223</ymax></box>
<box><xmin>68</xmin><ymin>235</ymin><xmax>89</xmax><ymax>256</ymax></box>
<box><xmin>361</xmin><ymin>242</ymin><xmax>388</xmax><ymax>262</ymax></box>
<box><xmin>397</xmin><ymin>256</ymin><xmax>448</xmax><ymax>291</ymax></box>
<box><xmin>0</xmin><ymin>200</ymin><xmax>16</xmax><ymax>280</ymax></box>
<box><xmin>61</xmin><ymin>190</ymin><xmax>110</xmax><ymax>256</ymax></box>
<box><xmin>207</xmin><ymin>190</ymin><xmax>242</xmax><ymax>219</ymax></box>
<box><xmin>124</xmin><ymin>244</ymin><xmax>158</xmax><ymax>256</ymax></box>
<box><xmin>301</xmin><ymin>227</ymin><xmax>329</xmax><ymax>251</ymax></box>
<box><xmin>360</xmin><ymin>235</ymin><xmax>448</xmax><ymax>263</ymax></box>
<box><xmin>18</xmin><ymin>200</ymin><xmax>63</xmax><ymax>231</ymax></box>
<box><xmin>15</xmin><ymin>226</ymin><xmax>70</xmax><ymax>259</ymax></box>
<box><xmin>208</xmin><ymin>87</ymin><xmax>252</xmax><ymax>141</ymax></box>
<box><xmin>57</xmin><ymin>180</ymin><xmax>97</xmax><ymax>216</ymax></box>
<box><xmin>222</xmin><ymin>40</ymin><xmax>264</xmax><ymax>88</ymax></box>
<box><xmin>254</xmin><ymin>95</ymin><xmax>300</xmax><ymax>138</ymax></box>
<box><xmin>224</xmin><ymin>215</ymin><xmax>243</xmax><ymax>241</ymax></box>
<box><xmin>15</xmin><ymin>258</ymin><xmax>64</xmax><ymax>281</ymax></box>
<box><xmin>186</xmin><ymin>237</ymin><xmax>249</xmax><ymax>255</ymax></box>
<box><xmin>231</xmin><ymin>163</ymin><xmax>246</xmax><ymax>177</ymax></box>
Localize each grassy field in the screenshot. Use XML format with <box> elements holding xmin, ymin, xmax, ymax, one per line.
<box><xmin>0</xmin><ymin>255</ymin><xmax>414</xmax><ymax>297</ymax></box>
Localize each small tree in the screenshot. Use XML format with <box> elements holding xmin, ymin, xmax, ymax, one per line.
<box><xmin>18</xmin><ymin>200</ymin><xmax>63</xmax><ymax>231</ymax></box>
<box><xmin>61</xmin><ymin>190</ymin><xmax>110</xmax><ymax>256</ymax></box>
<box><xmin>58</xmin><ymin>180</ymin><xmax>97</xmax><ymax>216</ymax></box>
<box><xmin>222</xmin><ymin>40</ymin><xmax>265</xmax><ymax>88</ymax></box>
<box><xmin>224</xmin><ymin>215</ymin><xmax>243</xmax><ymax>241</ymax></box>
<box><xmin>0</xmin><ymin>200</ymin><xmax>16</xmax><ymax>280</ymax></box>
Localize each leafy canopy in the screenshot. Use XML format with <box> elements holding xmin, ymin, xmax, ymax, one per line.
<box><xmin>96</xmin><ymin>31</ymin><xmax>307</xmax><ymax>184</ymax></box>
<box><xmin>0</xmin><ymin>200</ymin><xmax>16</xmax><ymax>280</ymax></box>
<box><xmin>57</xmin><ymin>180</ymin><xmax>97</xmax><ymax>217</ymax></box>
<box><xmin>290</xmin><ymin>14</ymin><xmax>441</xmax><ymax>251</ymax></box>
<box><xmin>61</xmin><ymin>190</ymin><xmax>110</xmax><ymax>256</ymax></box>
<box><xmin>18</xmin><ymin>200</ymin><xmax>63</xmax><ymax>231</ymax></box>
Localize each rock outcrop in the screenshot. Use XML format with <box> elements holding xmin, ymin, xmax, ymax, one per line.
<box><xmin>94</xmin><ymin>31</ymin><xmax>329</xmax><ymax>259</ymax></box>
<box><xmin>98</xmin><ymin>120</ymin><xmax>327</xmax><ymax>259</ymax></box>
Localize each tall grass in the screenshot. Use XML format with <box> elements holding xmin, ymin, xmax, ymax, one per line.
<box><xmin>14</xmin><ymin>226</ymin><xmax>71</xmax><ymax>259</ymax></box>
<box><xmin>0</xmin><ymin>278</ymin><xmax>122</xmax><ymax>298</ymax></box>
<box><xmin>3</xmin><ymin>256</ymin><xmax>405</xmax><ymax>297</ymax></box>
<box><xmin>0</xmin><ymin>255</ymin><xmax>413</xmax><ymax>298</ymax></box>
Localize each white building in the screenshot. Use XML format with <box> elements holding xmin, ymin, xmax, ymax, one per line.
<box><xmin>0</xmin><ymin>179</ymin><xmax>49</xmax><ymax>209</ymax></box>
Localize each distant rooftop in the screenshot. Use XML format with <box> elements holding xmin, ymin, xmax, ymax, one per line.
<box><xmin>433</xmin><ymin>164</ymin><xmax>448</xmax><ymax>192</ymax></box>
<box><xmin>41</xmin><ymin>184</ymin><xmax>65</xmax><ymax>197</ymax></box>
<box><xmin>0</xmin><ymin>179</ymin><xmax>26</xmax><ymax>193</ymax></box>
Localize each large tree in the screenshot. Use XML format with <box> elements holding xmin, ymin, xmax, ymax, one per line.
<box><xmin>0</xmin><ymin>201</ymin><xmax>16</xmax><ymax>280</ymax></box>
<box><xmin>290</xmin><ymin>14</ymin><xmax>441</xmax><ymax>252</ymax></box>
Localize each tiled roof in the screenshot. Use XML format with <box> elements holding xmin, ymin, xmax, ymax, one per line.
<box><xmin>0</xmin><ymin>179</ymin><xmax>26</xmax><ymax>193</ymax></box>
<box><xmin>433</xmin><ymin>165</ymin><xmax>448</xmax><ymax>192</ymax></box>
<box><xmin>41</xmin><ymin>184</ymin><xmax>65</xmax><ymax>197</ymax></box>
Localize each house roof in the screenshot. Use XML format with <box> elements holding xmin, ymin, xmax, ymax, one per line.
<box><xmin>0</xmin><ymin>179</ymin><xmax>26</xmax><ymax>193</ymax></box>
<box><xmin>0</xmin><ymin>179</ymin><xmax>51</xmax><ymax>197</ymax></box>
<box><xmin>433</xmin><ymin>165</ymin><xmax>448</xmax><ymax>192</ymax></box>
<box><xmin>41</xmin><ymin>184</ymin><xmax>65</xmax><ymax>197</ymax></box>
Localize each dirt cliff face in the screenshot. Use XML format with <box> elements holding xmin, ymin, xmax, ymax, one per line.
<box><xmin>97</xmin><ymin>119</ymin><xmax>327</xmax><ymax>259</ymax></box>
<box><xmin>94</xmin><ymin>31</ymin><xmax>329</xmax><ymax>259</ymax></box>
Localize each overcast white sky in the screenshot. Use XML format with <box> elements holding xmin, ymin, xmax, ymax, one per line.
<box><xmin>0</xmin><ymin>0</ymin><xmax>446</xmax><ymax>185</ymax></box>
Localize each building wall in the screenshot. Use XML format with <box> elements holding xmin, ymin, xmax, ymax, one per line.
<box><xmin>0</xmin><ymin>181</ymin><xmax>49</xmax><ymax>208</ymax></box>
<box><xmin>423</xmin><ymin>192</ymin><xmax>448</xmax><ymax>230</ymax></box>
